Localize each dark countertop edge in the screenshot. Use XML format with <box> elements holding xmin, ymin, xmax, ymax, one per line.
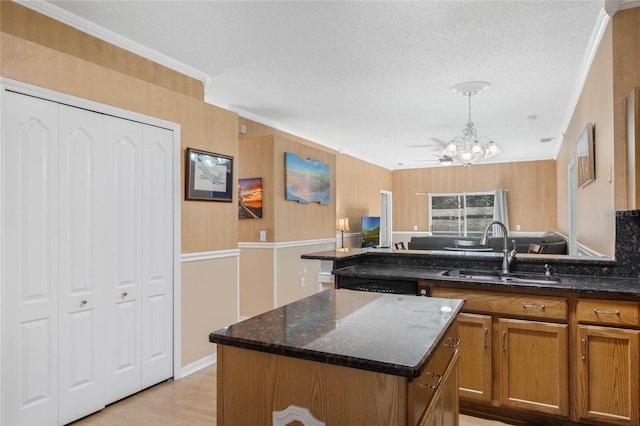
<box><xmin>302</xmin><ymin>249</ymin><xmax>617</xmax><ymax>267</ymax></box>
<box><xmin>301</xmin><ymin>250</ymin><xmax>369</xmax><ymax>261</ymax></box>
<box><xmin>209</xmin><ymin>333</ymin><xmax>420</xmax><ymax>377</ymax></box>
<box><xmin>332</xmin><ymin>264</ymin><xmax>640</xmax><ymax>297</ymax></box>
<box><xmin>209</xmin><ymin>301</ymin><xmax>463</xmax><ymax>379</ymax></box>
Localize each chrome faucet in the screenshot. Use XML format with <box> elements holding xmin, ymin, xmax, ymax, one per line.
<box><xmin>480</xmin><ymin>221</ymin><xmax>516</xmax><ymax>274</ymax></box>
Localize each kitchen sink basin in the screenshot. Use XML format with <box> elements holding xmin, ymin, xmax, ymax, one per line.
<box><xmin>442</xmin><ymin>269</ymin><xmax>561</xmax><ymax>285</ymax></box>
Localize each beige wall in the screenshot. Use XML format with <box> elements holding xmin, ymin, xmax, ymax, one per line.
<box><xmin>613</xmin><ymin>7</ymin><xmax>640</xmax><ymax>210</ymax></box>
<box><xmin>556</xmin><ymin>7</ymin><xmax>640</xmax><ymax>258</ymax></box>
<box><xmin>1</xmin><ymin>2</ymin><xmax>239</xmax><ymax>367</ymax></box>
<box><xmin>181</xmin><ymin>256</ymin><xmax>238</xmax><ymax>366</ymax></box>
<box><xmin>238</xmin><ymin>136</ymin><xmax>275</xmax><ymax>242</ymax></box>
<box><xmin>556</xmin><ymin>23</ymin><xmax>615</xmax><ymax>257</ymax></box>
<box><xmin>392</xmin><ymin>160</ymin><xmax>557</xmax><ymax>233</ymax></box>
<box><xmin>336</xmin><ymin>154</ymin><xmax>393</xmax><ymax>233</ymax></box>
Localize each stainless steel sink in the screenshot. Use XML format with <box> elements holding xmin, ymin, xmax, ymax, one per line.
<box><xmin>442</xmin><ymin>269</ymin><xmax>560</xmax><ymax>285</ymax></box>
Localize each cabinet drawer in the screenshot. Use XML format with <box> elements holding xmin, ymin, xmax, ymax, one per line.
<box><xmin>409</xmin><ymin>323</ymin><xmax>459</xmax><ymax>425</ymax></box>
<box><xmin>577</xmin><ymin>298</ymin><xmax>639</xmax><ymax>326</ymax></box>
<box><xmin>431</xmin><ymin>287</ymin><xmax>567</xmax><ymax>321</ymax></box>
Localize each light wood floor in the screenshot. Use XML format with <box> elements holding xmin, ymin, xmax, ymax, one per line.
<box><xmin>70</xmin><ymin>364</ymin><xmax>511</xmax><ymax>426</ymax></box>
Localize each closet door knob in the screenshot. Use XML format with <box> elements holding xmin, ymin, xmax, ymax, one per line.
<box><xmin>80</xmin><ymin>300</ymin><xmax>87</xmax><ymax>307</ymax></box>
<box><xmin>122</xmin><ymin>292</ymin><xmax>128</xmax><ymax>298</ymax></box>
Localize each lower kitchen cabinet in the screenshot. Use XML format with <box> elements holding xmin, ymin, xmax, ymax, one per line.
<box><xmin>456</xmin><ymin>313</ymin><xmax>492</xmax><ymax>402</ymax></box>
<box><xmin>419</xmin><ymin>352</ymin><xmax>459</xmax><ymax>426</ymax></box>
<box><xmin>430</xmin><ymin>284</ymin><xmax>570</xmax><ymax>421</ymax></box>
<box><xmin>575</xmin><ymin>325</ymin><xmax>640</xmax><ymax>424</ymax></box>
<box><xmin>498</xmin><ymin>318</ymin><xmax>568</xmax><ymax>416</ymax></box>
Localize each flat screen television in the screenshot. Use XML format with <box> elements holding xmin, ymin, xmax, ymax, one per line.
<box><xmin>361</xmin><ymin>216</ymin><xmax>381</xmax><ymax>248</ymax></box>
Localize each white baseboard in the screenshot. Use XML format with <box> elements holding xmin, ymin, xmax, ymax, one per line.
<box><xmin>179</xmin><ymin>353</ymin><xmax>217</xmax><ymax>379</ymax></box>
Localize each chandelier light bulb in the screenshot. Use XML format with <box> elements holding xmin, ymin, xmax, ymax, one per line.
<box><xmin>439</xmin><ymin>81</ymin><xmax>501</xmax><ymax>166</ymax></box>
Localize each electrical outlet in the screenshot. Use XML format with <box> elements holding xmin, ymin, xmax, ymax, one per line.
<box><xmin>516</xmin><ymin>224</ymin><xmax>521</xmax><ymax>231</ymax></box>
<box><xmin>300</xmin><ymin>277</ymin><xmax>305</xmax><ymax>287</ymax></box>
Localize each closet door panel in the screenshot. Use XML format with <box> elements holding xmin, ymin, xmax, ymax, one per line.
<box><xmin>141</xmin><ymin>125</ymin><xmax>174</xmax><ymax>387</ymax></box>
<box><xmin>103</xmin><ymin>115</ymin><xmax>144</xmax><ymax>404</ymax></box>
<box><xmin>58</xmin><ymin>105</ymin><xmax>106</xmax><ymax>425</ymax></box>
<box><xmin>2</xmin><ymin>92</ymin><xmax>60</xmax><ymax>426</ymax></box>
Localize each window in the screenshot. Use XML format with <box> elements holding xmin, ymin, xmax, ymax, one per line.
<box><xmin>429</xmin><ymin>192</ymin><xmax>495</xmax><ymax>236</ymax></box>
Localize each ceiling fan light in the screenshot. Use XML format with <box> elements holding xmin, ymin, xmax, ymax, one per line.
<box><xmin>460</xmin><ymin>150</ymin><xmax>473</xmax><ymax>161</ymax></box>
<box><xmin>485</xmin><ymin>141</ymin><xmax>501</xmax><ymax>158</ymax></box>
<box><xmin>443</xmin><ymin>141</ymin><xmax>458</xmax><ymax>155</ymax></box>
<box><xmin>471</xmin><ymin>140</ymin><xmax>484</xmax><ymax>154</ymax></box>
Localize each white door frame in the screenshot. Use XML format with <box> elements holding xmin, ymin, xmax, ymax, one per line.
<box><xmin>568</xmin><ymin>159</ymin><xmax>577</xmax><ymax>255</ymax></box>
<box><xmin>380</xmin><ymin>190</ymin><xmax>393</xmax><ymax>248</ymax></box>
<box><xmin>0</xmin><ymin>78</ymin><xmax>183</xmax><ymax>383</ymax></box>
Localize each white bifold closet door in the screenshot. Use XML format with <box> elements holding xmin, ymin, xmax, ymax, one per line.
<box><xmin>3</xmin><ymin>91</ymin><xmax>61</xmax><ymax>426</ymax></box>
<box><xmin>2</xmin><ymin>90</ymin><xmax>174</xmax><ymax>426</ymax></box>
<box><xmin>58</xmin><ymin>104</ymin><xmax>108</xmax><ymax>424</ymax></box>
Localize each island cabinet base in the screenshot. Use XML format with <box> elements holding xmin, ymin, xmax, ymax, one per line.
<box><xmin>216</xmin><ymin>340</ymin><xmax>459</xmax><ymax>426</ymax></box>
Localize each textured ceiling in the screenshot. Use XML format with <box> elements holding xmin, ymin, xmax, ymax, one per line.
<box><xmin>44</xmin><ymin>0</ymin><xmax>608</xmax><ymax>169</ymax></box>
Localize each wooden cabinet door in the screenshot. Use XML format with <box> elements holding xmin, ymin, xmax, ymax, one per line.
<box><xmin>576</xmin><ymin>325</ymin><xmax>640</xmax><ymax>424</ymax></box>
<box><xmin>498</xmin><ymin>318</ymin><xmax>568</xmax><ymax>416</ymax></box>
<box><xmin>418</xmin><ymin>352</ymin><xmax>459</xmax><ymax>426</ymax></box>
<box><xmin>456</xmin><ymin>313</ymin><xmax>492</xmax><ymax>402</ymax></box>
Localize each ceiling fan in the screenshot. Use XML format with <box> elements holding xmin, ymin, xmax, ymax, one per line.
<box><xmin>410</xmin><ymin>138</ymin><xmax>454</xmax><ymax>167</ymax></box>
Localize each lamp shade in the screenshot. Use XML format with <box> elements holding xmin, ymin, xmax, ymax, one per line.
<box><xmin>337</xmin><ymin>216</ymin><xmax>350</xmax><ymax>232</ymax></box>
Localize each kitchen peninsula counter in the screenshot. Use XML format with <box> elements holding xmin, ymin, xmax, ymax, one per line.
<box><xmin>210</xmin><ymin>289</ymin><xmax>464</xmax><ymax>425</ymax></box>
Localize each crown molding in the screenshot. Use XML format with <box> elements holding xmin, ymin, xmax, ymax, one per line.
<box><xmin>605</xmin><ymin>0</ymin><xmax>640</xmax><ymax>15</ymax></box>
<box><xmin>15</xmin><ymin>0</ymin><xmax>210</xmax><ymax>86</ymax></box>
<box><xmin>556</xmin><ymin>5</ymin><xmax>611</xmax><ymax>157</ymax></box>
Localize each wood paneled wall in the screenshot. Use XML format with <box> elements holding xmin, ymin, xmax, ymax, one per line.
<box><xmin>392</xmin><ymin>161</ymin><xmax>557</xmax><ymax>232</ymax></box>
<box><xmin>556</xmin><ymin>7</ymin><xmax>640</xmax><ymax>259</ymax></box>
<box><xmin>613</xmin><ymin>7</ymin><xmax>640</xmax><ymax>209</ymax></box>
<box><xmin>556</xmin><ymin>23</ymin><xmax>615</xmax><ymax>257</ymax></box>
<box><xmin>238</xmin><ymin>136</ymin><xmax>275</xmax><ymax>242</ymax></box>
<box><xmin>274</xmin><ymin>135</ymin><xmax>337</xmax><ymax>241</ymax></box>
<box><xmin>336</xmin><ymin>154</ymin><xmax>393</xmax><ymax>232</ymax></box>
<box><xmin>0</xmin><ymin>2</ymin><xmax>203</xmax><ymax>100</ymax></box>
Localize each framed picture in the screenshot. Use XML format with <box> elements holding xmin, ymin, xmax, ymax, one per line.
<box><xmin>185</xmin><ymin>147</ymin><xmax>233</xmax><ymax>201</ymax></box>
<box><xmin>238</xmin><ymin>177</ymin><xmax>263</xmax><ymax>219</ymax></box>
<box><xmin>577</xmin><ymin>123</ymin><xmax>595</xmax><ymax>188</ymax></box>
<box><xmin>284</xmin><ymin>152</ymin><xmax>330</xmax><ymax>205</ymax></box>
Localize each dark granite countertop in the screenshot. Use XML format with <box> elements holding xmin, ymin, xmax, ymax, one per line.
<box><xmin>209</xmin><ymin>289</ymin><xmax>464</xmax><ymax>378</ymax></box>
<box><xmin>301</xmin><ymin>248</ymin><xmax>369</xmax><ymax>261</ymax></box>
<box><xmin>333</xmin><ymin>264</ymin><xmax>640</xmax><ymax>297</ymax></box>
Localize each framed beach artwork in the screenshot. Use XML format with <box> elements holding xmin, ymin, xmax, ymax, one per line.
<box><xmin>284</xmin><ymin>152</ymin><xmax>330</xmax><ymax>205</ymax></box>
<box><xmin>577</xmin><ymin>123</ymin><xmax>595</xmax><ymax>188</ymax></box>
<box><xmin>238</xmin><ymin>177</ymin><xmax>263</xmax><ymax>219</ymax></box>
<box><xmin>185</xmin><ymin>147</ymin><xmax>233</xmax><ymax>201</ymax></box>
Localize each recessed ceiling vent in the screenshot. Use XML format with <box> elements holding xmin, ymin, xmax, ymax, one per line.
<box><xmin>540</xmin><ymin>137</ymin><xmax>555</xmax><ymax>143</ymax></box>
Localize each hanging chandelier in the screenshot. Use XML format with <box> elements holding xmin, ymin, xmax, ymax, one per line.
<box><xmin>441</xmin><ymin>81</ymin><xmax>501</xmax><ymax>166</ymax></box>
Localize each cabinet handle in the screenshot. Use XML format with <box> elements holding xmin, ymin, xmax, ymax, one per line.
<box><xmin>80</xmin><ymin>300</ymin><xmax>87</xmax><ymax>307</ymax></box>
<box><xmin>122</xmin><ymin>292</ymin><xmax>128</xmax><ymax>298</ymax></box>
<box><xmin>581</xmin><ymin>338</ymin><xmax>587</xmax><ymax>360</ymax></box>
<box><xmin>593</xmin><ymin>308</ymin><xmax>620</xmax><ymax>316</ymax></box>
<box><xmin>421</xmin><ymin>372</ymin><xmax>444</xmax><ymax>390</ymax></box>
<box><xmin>502</xmin><ymin>331</ymin><xmax>507</xmax><ymax>352</ymax></box>
<box><xmin>483</xmin><ymin>327</ymin><xmax>489</xmax><ymax>349</ymax></box>
<box><xmin>522</xmin><ymin>303</ymin><xmax>545</xmax><ymax>310</ymax></box>
<box><xmin>444</xmin><ymin>336</ymin><xmax>461</xmax><ymax>348</ymax></box>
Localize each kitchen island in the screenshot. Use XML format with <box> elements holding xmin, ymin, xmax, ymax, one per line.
<box><xmin>210</xmin><ymin>289</ymin><xmax>464</xmax><ymax>425</ymax></box>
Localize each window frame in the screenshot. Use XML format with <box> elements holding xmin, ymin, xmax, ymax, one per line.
<box><xmin>428</xmin><ymin>191</ymin><xmax>495</xmax><ymax>237</ymax></box>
